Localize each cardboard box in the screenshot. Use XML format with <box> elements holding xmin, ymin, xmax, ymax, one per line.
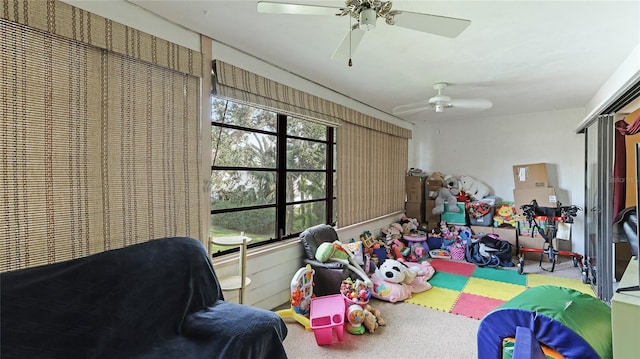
<box><xmin>425</xmin><ymin>199</ymin><xmax>436</xmax><ymax>216</ymax></box>
<box><xmin>513</xmin><ymin>163</ymin><xmax>548</xmax><ymax>189</ymax></box>
<box><xmin>406</xmin><ymin>176</ymin><xmax>425</xmax><ymax>203</ymax></box>
<box><xmin>425</xmin><ymin>215</ymin><xmax>440</xmax><ymax>231</ymax></box>
<box><xmin>427</xmin><ymin>172</ymin><xmax>445</xmax><ymax>188</ymax></box>
<box><xmin>405</xmin><ymin>202</ymin><xmax>424</xmax><ymax>222</ymax></box>
<box><xmin>513</xmin><ymin>187</ymin><xmax>558</xmax><ymax>215</ymax></box>
<box><xmin>425</xmin><ymin>185</ymin><xmax>440</xmax><ymax>200</ymax></box>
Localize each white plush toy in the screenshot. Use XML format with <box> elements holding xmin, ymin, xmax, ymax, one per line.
<box><xmin>459</xmin><ymin>175</ymin><xmax>490</xmax><ymax>201</ymax></box>
<box><xmin>369</xmin><ymin>259</ymin><xmax>434</xmax><ymax>303</ymax></box>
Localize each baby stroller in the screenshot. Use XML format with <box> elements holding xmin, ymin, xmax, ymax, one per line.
<box><xmin>518</xmin><ymin>200</ymin><xmax>588</xmax><ymax>283</ymax></box>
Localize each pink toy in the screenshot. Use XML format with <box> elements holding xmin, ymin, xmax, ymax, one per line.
<box><xmin>310</xmin><ymin>294</ymin><xmax>345</xmax><ymax>345</ymax></box>
<box><xmin>369</xmin><ymin>259</ymin><xmax>434</xmax><ymax>303</ymax></box>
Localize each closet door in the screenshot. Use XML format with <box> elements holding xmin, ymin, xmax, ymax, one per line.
<box><xmin>585</xmin><ymin>114</ymin><xmax>615</xmax><ymax>302</ymax></box>
<box><xmin>584</xmin><ymin>120</ymin><xmax>599</xmax><ymax>290</ymax></box>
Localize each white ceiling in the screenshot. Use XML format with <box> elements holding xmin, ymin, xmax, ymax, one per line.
<box><xmin>129</xmin><ymin>0</ymin><xmax>640</xmax><ymax>123</ymax></box>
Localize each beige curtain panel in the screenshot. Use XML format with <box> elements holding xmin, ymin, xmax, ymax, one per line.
<box><xmin>1</xmin><ymin>0</ymin><xmax>204</xmax><ymax>272</ymax></box>
<box><xmin>337</xmin><ymin>123</ymin><xmax>408</xmax><ymax>227</ymax></box>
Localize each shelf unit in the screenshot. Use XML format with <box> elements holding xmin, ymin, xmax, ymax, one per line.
<box><xmin>211</xmin><ymin>235</ymin><xmax>252</xmax><ymax>304</ymax></box>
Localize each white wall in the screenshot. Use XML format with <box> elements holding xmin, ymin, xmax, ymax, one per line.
<box><xmin>410</xmin><ymin>108</ymin><xmax>587</xmax><ymax>254</ymax></box>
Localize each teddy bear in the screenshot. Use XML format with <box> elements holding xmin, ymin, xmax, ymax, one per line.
<box><xmin>433</xmin><ymin>178</ymin><xmax>460</xmax><ymax>215</ymax></box>
<box><xmin>364</xmin><ymin>303</ymin><xmax>386</xmax><ymax>326</ymax></box>
<box><xmin>459</xmin><ymin>175</ymin><xmax>490</xmax><ymax>201</ymax></box>
<box><xmin>362</xmin><ymin>307</ymin><xmax>384</xmax><ymax>333</ymax></box>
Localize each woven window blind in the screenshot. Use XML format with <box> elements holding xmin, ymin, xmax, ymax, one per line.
<box><xmin>337</xmin><ymin>122</ymin><xmax>407</xmax><ymax>226</ymax></box>
<box><xmin>213</xmin><ymin>60</ymin><xmax>409</xmax><ymax>227</ymax></box>
<box><xmin>1</xmin><ymin>0</ymin><xmax>204</xmax><ymax>272</ymax></box>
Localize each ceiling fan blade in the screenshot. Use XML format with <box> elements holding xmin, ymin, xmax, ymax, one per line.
<box><xmin>331</xmin><ymin>27</ymin><xmax>366</xmax><ymax>59</ymax></box>
<box><xmin>392</xmin><ymin>100</ymin><xmax>431</xmax><ymax>116</ymax></box>
<box><xmin>391</xmin><ymin>11</ymin><xmax>471</xmax><ymax>38</ymax></box>
<box><xmin>257</xmin><ymin>1</ymin><xmax>340</xmax><ymax>15</ymax></box>
<box><xmin>450</xmin><ymin>98</ymin><xmax>493</xmax><ymax>110</ymax></box>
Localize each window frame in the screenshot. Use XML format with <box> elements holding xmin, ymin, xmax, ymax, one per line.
<box><xmin>211</xmin><ymin>99</ymin><xmax>336</xmax><ymax>256</ymax></box>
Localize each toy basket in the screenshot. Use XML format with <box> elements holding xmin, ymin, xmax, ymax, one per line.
<box><xmin>342</xmin><ymin>288</ymin><xmax>371</xmax><ymax>306</ymax></box>
<box><xmin>340</xmin><ymin>279</ymin><xmax>371</xmax><ymax>306</ymax></box>
<box><xmin>342</xmin><ymin>294</ymin><xmax>369</xmax><ymax>306</ymax></box>
<box><xmin>448</xmin><ymin>242</ymin><xmax>466</xmax><ymax>261</ymax></box>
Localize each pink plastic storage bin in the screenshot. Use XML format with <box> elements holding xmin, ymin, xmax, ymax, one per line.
<box><xmin>310</xmin><ymin>294</ymin><xmax>345</xmax><ymax>345</ymax></box>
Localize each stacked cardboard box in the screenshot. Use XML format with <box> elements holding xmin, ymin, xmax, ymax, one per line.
<box><xmin>424</xmin><ymin>173</ymin><xmax>444</xmax><ymax>230</ymax></box>
<box><xmin>510</xmin><ymin>163</ymin><xmax>563</xmax><ymax>260</ymax></box>
<box><xmin>512</xmin><ymin>163</ymin><xmax>557</xmax><ymax>215</ymax></box>
<box><xmin>405</xmin><ymin>175</ymin><xmax>425</xmax><ymax>223</ymax></box>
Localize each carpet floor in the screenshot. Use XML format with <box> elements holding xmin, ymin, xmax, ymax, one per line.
<box><xmin>280</xmin><ymin>257</ymin><xmax>592</xmax><ymax>358</ymax></box>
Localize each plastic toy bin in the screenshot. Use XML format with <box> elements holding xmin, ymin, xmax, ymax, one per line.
<box><xmin>310</xmin><ymin>294</ymin><xmax>345</xmax><ymax>345</ymax></box>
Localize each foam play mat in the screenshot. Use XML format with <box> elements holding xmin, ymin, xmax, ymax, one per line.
<box><xmin>405</xmin><ymin>259</ymin><xmax>594</xmax><ymax>320</ymax></box>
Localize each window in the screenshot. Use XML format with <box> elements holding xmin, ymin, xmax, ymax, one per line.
<box><xmin>210</xmin><ymin>98</ymin><xmax>336</xmax><ymax>255</ymax></box>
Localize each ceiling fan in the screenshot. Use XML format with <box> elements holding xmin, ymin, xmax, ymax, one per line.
<box><xmin>257</xmin><ymin>0</ymin><xmax>471</xmax><ymax>60</ymax></box>
<box><xmin>392</xmin><ymin>82</ymin><xmax>493</xmax><ymax>115</ymax></box>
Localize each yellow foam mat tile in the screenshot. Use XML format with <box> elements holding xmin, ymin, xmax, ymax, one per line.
<box><xmin>526</xmin><ymin>273</ymin><xmax>595</xmax><ymax>296</ymax></box>
<box><xmin>405</xmin><ymin>287</ymin><xmax>460</xmax><ymax>312</ymax></box>
<box><xmin>463</xmin><ymin>277</ymin><xmax>527</xmax><ymax>301</ymax></box>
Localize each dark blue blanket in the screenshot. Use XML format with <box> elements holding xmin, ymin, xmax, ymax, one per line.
<box><xmin>1</xmin><ymin>237</ymin><xmax>288</xmax><ymax>359</ymax></box>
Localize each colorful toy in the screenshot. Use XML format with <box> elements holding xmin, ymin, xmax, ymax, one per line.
<box><xmin>345</xmin><ymin>304</ymin><xmax>365</xmax><ymax>335</ymax></box>
<box><xmin>314</xmin><ymin>240</ymin><xmax>372</xmax><ymax>288</ymax></box>
<box><xmin>310</xmin><ymin>294</ymin><xmax>345</xmax><ymax>345</ymax></box>
<box><xmin>429</xmin><ymin>249</ymin><xmax>452</xmax><ymax>259</ymax></box>
<box><xmin>359</xmin><ymin>231</ymin><xmax>375</xmax><ymax>248</ymax></box>
<box><xmin>466</xmin><ymin>201</ymin><xmax>492</xmax><ymax>219</ymax></box>
<box><xmin>390</xmin><ymin>238</ymin><xmax>410</xmax><ymax>261</ymax></box>
<box><xmin>344</xmin><ymin>239</ymin><xmax>364</xmax><ymax>265</ymax></box>
<box><xmin>459</xmin><ymin>175</ymin><xmax>490</xmax><ymax>201</ymax></box>
<box><xmin>340</xmin><ymin>278</ymin><xmax>371</xmax><ymax>305</ymax></box>
<box><xmin>493</xmin><ymin>203</ymin><xmax>519</xmax><ymax>228</ymax></box>
<box><xmin>275</xmin><ymin>264</ymin><xmax>315</xmax><ymax>331</ymax></box>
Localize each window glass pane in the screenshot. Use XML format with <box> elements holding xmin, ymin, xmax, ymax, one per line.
<box><xmin>211</xmin><ymin>170</ymin><xmax>276</xmax><ymax>209</ymax></box>
<box><xmin>287</xmin><ymin>117</ymin><xmax>326</xmax><ymax>140</ymax></box>
<box><xmin>212</xmin><ymin>128</ymin><xmax>276</xmax><ymax>168</ymax></box>
<box><xmin>212</xmin><ymin>98</ymin><xmax>277</xmax><ymax>131</ymax></box>
<box><xmin>286</xmin><ymin>172</ymin><xmax>326</xmax><ymax>202</ymax></box>
<box><xmin>287</xmin><ymin>138</ymin><xmax>326</xmax><ymax>170</ymax></box>
<box><xmin>210</xmin><ymin>208</ymin><xmax>275</xmax><ymax>253</ymax></box>
<box><xmin>333</xmin><ymin>198</ymin><xmax>337</xmax><ymax>224</ymax></box>
<box><xmin>285</xmin><ymin>202</ymin><xmax>325</xmax><ymax>235</ymax></box>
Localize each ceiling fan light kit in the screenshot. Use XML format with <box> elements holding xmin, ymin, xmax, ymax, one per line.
<box><xmin>358</xmin><ymin>8</ymin><xmax>377</xmax><ymax>30</ymax></box>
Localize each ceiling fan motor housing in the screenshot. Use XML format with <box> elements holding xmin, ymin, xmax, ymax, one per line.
<box><xmin>359</xmin><ymin>8</ymin><xmax>376</xmax><ymax>30</ymax></box>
